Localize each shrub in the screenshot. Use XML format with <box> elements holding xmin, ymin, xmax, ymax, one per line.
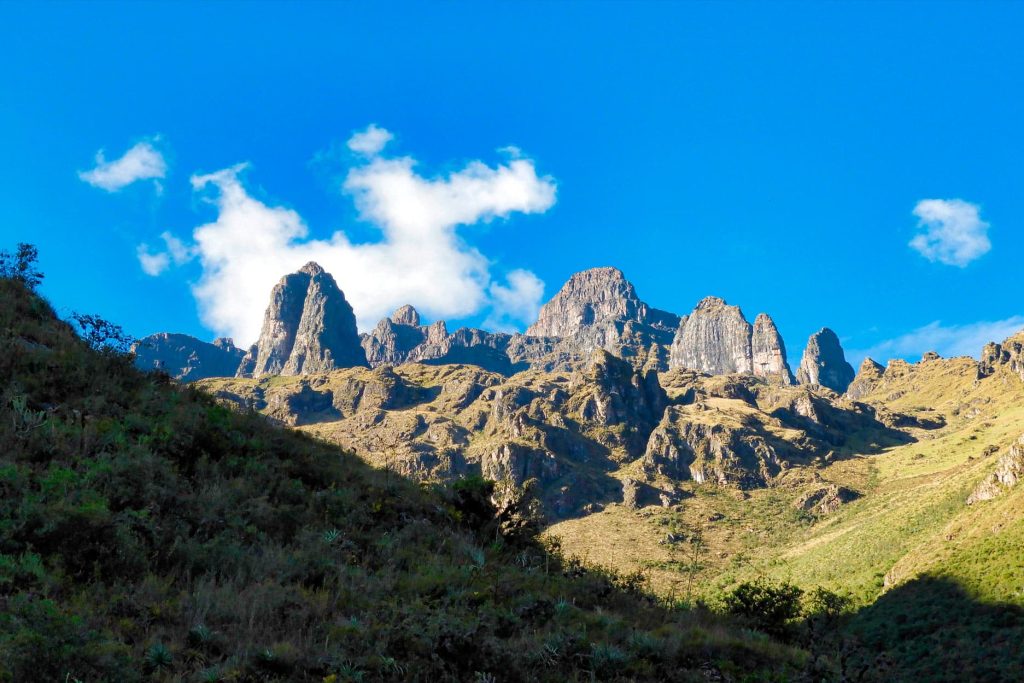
<box><xmin>724</xmin><ymin>579</ymin><xmax>804</xmax><ymax>638</ymax></box>
<box><xmin>0</xmin><ymin>243</ymin><xmax>43</xmax><ymax>290</ymax></box>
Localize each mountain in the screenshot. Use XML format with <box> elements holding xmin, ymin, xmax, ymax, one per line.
<box><xmin>246</xmin><ymin>262</ymin><xmax>367</xmax><ymax>377</ymax></box>
<box><xmin>136</xmin><ymin>264</ymin><xmax>850</xmax><ymax>392</ymax></box>
<box><xmin>0</xmin><ymin>273</ymin><xmax>810</xmax><ymax>681</ymax></box>
<box><xmin>132</xmin><ymin>332</ymin><xmax>245</xmax><ymax>381</ymax></box>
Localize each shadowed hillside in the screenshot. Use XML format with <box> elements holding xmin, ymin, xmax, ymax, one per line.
<box><xmin>0</xmin><ymin>276</ymin><xmax>806</xmax><ymax>681</ymax></box>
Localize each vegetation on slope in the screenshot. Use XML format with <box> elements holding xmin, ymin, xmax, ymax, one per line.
<box><xmin>0</xmin><ymin>266</ymin><xmax>807</xmax><ymax>681</ymax></box>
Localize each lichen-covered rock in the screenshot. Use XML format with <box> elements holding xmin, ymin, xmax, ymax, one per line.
<box><xmin>796</xmin><ymin>328</ymin><xmax>855</xmax><ymax>394</ymax></box>
<box><xmin>669</xmin><ymin>297</ymin><xmax>753</xmax><ymax>375</ymax></box>
<box><xmin>794</xmin><ymin>484</ymin><xmax>860</xmax><ymax>515</ymax></box>
<box><xmin>967</xmin><ymin>435</ymin><xmax>1024</xmax><ymax>505</ymax></box>
<box><xmin>845</xmin><ymin>357</ymin><xmax>885</xmax><ymax>400</ymax></box>
<box><xmin>133</xmin><ymin>333</ymin><xmax>245</xmax><ymax>381</ymax></box>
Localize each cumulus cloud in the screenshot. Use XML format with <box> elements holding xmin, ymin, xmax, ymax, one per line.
<box><xmin>909</xmin><ymin>198</ymin><xmax>990</xmax><ymax>267</ymax></box>
<box><xmin>347</xmin><ymin>124</ymin><xmax>394</xmax><ymax>156</ymax></box>
<box><xmin>171</xmin><ymin>129</ymin><xmax>555</xmax><ymax>345</ymax></box>
<box><xmin>79</xmin><ymin>139</ymin><xmax>167</xmax><ymax>192</ymax></box>
<box><xmin>484</xmin><ymin>269</ymin><xmax>546</xmax><ymax>332</ymax></box>
<box><xmin>849</xmin><ymin>316</ymin><xmax>1024</xmax><ymax>366</ymax></box>
<box><xmin>136</xmin><ymin>231</ymin><xmax>194</xmax><ymax>276</ymax></box>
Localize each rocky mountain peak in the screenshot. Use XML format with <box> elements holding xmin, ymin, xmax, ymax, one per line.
<box><xmin>751</xmin><ymin>313</ymin><xmax>794</xmax><ymax>384</ymax></box>
<box><xmin>247</xmin><ymin>264</ymin><xmax>366</xmax><ymax>378</ymax></box>
<box><xmin>695</xmin><ymin>296</ymin><xmax>728</xmax><ymax>311</ymax></box>
<box><xmin>390</xmin><ymin>304</ymin><xmax>421</xmax><ymax>326</ymax></box>
<box><xmin>526</xmin><ymin>266</ymin><xmax>642</xmax><ymax>339</ymax></box>
<box><xmin>796</xmin><ymin>328</ymin><xmax>855</xmax><ymax>393</ymax></box>
<box><xmin>669</xmin><ymin>296</ymin><xmax>753</xmax><ymax>375</ymax></box>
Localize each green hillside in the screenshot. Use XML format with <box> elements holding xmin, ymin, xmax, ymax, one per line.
<box><xmin>0</xmin><ymin>277</ymin><xmax>807</xmax><ymax>681</ymax></box>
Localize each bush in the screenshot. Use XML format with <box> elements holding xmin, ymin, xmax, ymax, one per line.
<box><xmin>724</xmin><ymin>579</ymin><xmax>804</xmax><ymax>637</ymax></box>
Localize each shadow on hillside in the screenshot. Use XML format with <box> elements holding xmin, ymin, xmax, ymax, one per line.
<box><xmin>832</xmin><ymin>576</ymin><xmax>1024</xmax><ymax>683</ymax></box>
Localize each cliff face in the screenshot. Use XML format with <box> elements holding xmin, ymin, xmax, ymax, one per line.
<box><xmin>668</xmin><ymin>299</ymin><xmax>793</xmax><ymax>384</ymax></box>
<box><xmin>248</xmin><ymin>262</ymin><xmax>366</xmax><ymax>378</ymax></box>
<box><xmin>796</xmin><ymin>328</ymin><xmax>855</xmax><ymax>393</ymax></box>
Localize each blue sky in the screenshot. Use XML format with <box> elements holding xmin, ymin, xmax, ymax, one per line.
<box><xmin>2</xmin><ymin>1</ymin><xmax>1022</xmax><ymax>365</ymax></box>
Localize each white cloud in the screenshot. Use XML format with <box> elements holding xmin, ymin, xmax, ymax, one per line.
<box><xmin>79</xmin><ymin>139</ymin><xmax>167</xmax><ymax>192</ymax></box>
<box><xmin>849</xmin><ymin>316</ymin><xmax>1024</xmax><ymax>366</ymax></box>
<box><xmin>909</xmin><ymin>198</ymin><xmax>990</xmax><ymax>267</ymax></box>
<box><xmin>484</xmin><ymin>269</ymin><xmax>546</xmax><ymax>332</ymax></box>
<box><xmin>171</xmin><ymin>128</ymin><xmax>555</xmax><ymax>345</ymax></box>
<box><xmin>136</xmin><ymin>245</ymin><xmax>170</xmax><ymax>276</ymax></box>
<box><xmin>347</xmin><ymin>124</ymin><xmax>394</xmax><ymax>157</ymax></box>
<box><xmin>136</xmin><ymin>231</ymin><xmax>194</xmax><ymax>277</ymax></box>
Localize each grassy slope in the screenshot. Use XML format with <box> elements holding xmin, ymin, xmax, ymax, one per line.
<box><xmin>0</xmin><ymin>278</ymin><xmax>806</xmax><ymax>682</ymax></box>
<box><xmin>549</xmin><ymin>354</ymin><xmax>1024</xmax><ymax>612</ymax></box>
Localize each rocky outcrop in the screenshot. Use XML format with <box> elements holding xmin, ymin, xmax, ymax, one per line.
<box><xmin>642</xmin><ymin>405</ymin><xmax>791</xmax><ymax>488</ymax></box>
<box><xmin>794</xmin><ymin>484</ymin><xmax>860</xmax><ymax>515</ymax></box>
<box><xmin>796</xmin><ymin>328</ymin><xmax>855</xmax><ymax>393</ymax></box>
<box><xmin>967</xmin><ymin>435</ymin><xmax>1024</xmax><ymax>505</ymax></box>
<box><xmin>979</xmin><ymin>331</ymin><xmax>1024</xmax><ymax>382</ymax></box>
<box><xmin>751</xmin><ymin>313</ymin><xmax>794</xmax><ymax>384</ymax></box>
<box><xmin>248</xmin><ymin>263</ymin><xmax>366</xmax><ymax>378</ymax></box>
<box><xmin>133</xmin><ymin>333</ymin><xmax>245</xmax><ymax>382</ymax></box>
<box><xmin>669</xmin><ymin>299</ymin><xmax>793</xmax><ymax>384</ymax></box>
<box><xmin>845</xmin><ymin>358</ymin><xmax>885</xmax><ymax>401</ymax></box>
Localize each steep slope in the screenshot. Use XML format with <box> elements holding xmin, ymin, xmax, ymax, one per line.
<box><xmin>0</xmin><ymin>278</ymin><xmax>809</xmax><ymax>681</ymax></box>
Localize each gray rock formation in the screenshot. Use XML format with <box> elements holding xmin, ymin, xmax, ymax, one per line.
<box><xmin>642</xmin><ymin>405</ymin><xmax>791</xmax><ymax>488</ymax></box>
<box><xmin>845</xmin><ymin>358</ymin><xmax>885</xmax><ymax>400</ymax></box>
<box><xmin>967</xmin><ymin>435</ymin><xmax>1024</xmax><ymax>505</ymax></box>
<box><xmin>751</xmin><ymin>313</ymin><xmax>794</xmax><ymax>384</ymax></box>
<box><xmin>668</xmin><ymin>298</ymin><xmax>793</xmax><ymax>383</ymax></box>
<box><xmin>526</xmin><ymin>267</ymin><xmax>679</xmax><ymax>367</ymax></box>
<box><xmin>796</xmin><ymin>328</ymin><xmax>855</xmax><ymax>393</ymax></box>
<box><xmin>133</xmin><ymin>333</ymin><xmax>245</xmax><ymax>382</ymax></box>
<box><xmin>670</xmin><ymin>297</ymin><xmax>753</xmax><ymax>375</ymax></box>
<box><xmin>248</xmin><ymin>262</ymin><xmax>366</xmax><ymax>378</ymax></box>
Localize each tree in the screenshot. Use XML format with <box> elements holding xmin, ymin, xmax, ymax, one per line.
<box><xmin>69</xmin><ymin>312</ymin><xmax>136</xmax><ymax>355</ymax></box>
<box><xmin>0</xmin><ymin>243</ymin><xmax>44</xmax><ymax>290</ymax></box>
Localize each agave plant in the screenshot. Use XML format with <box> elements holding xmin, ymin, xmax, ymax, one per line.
<box><xmin>144</xmin><ymin>642</ymin><xmax>173</xmax><ymax>672</ymax></box>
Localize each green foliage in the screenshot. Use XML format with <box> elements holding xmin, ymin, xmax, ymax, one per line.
<box><xmin>0</xmin><ymin>242</ymin><xmax>43</xmax><ymax>290</ymax></box>
<box><xmin>0</xmin><ymin>275</ymin><xmax>806</xmax><ymax>681</ymax></box>
<box><xmin>724</xmin><ymin>579</ymin><xmax>805</xmax><ymax>638</ymax></box>
<box><xmin>68</xmin><ymin>312</ymin><xmax>136</xmax><ymax>355</ymax></box>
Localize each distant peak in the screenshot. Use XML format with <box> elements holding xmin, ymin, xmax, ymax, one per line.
<box><xmin>695</xmin><ymin>296</ymin><xmax>728</xmax><ymax>310</ymax></box>
<box><xmin>390</xmin><ymin>304</ymin><xmax>421</xmax><ymax>326</ymax></box>
<box><xmin>566</xmin><ymin>266</ymin><xmax>625</xmax><ymax>283</ymax></box>
<box><xmin>299</xmin><ymin>261</ymin><xmax>325</xmax><ymax>276</ymax></box>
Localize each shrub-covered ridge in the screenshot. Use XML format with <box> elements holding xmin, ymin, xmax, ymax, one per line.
<box><xmin>0</xmin><ymin>276</ymin><xmax>805</xmax><ymax>681</ymax></box>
